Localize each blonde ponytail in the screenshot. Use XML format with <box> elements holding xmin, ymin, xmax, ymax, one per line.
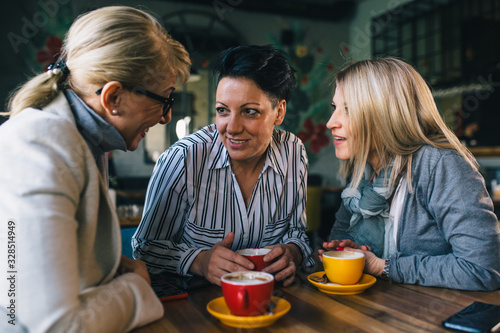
<box><xmin>8</xmin><ymin>64</ymin><xmax>68</xmax><ymax>117</ymax></box>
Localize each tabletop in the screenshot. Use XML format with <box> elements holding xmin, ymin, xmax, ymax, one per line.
<box><xmin>132</xmin><ymin>261</ymin><xmax>500</xmax><ymax>333</ymax></box>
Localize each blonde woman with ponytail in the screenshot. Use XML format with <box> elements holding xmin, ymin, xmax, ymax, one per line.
<box><xmin>0</xmin><ymin>6</ymin><xmax>190</xmax><ymax>332</ymax></box>
<box><xmin>318</xmin><ymin>58</ymin><xmax>500</xmax><ymax>291</ymax></box>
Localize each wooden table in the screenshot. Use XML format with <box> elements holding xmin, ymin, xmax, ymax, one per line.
<box><xmin>132</xmin><ymin>261</ymin><xmax>500</xmax><ymax>332</ymax></box>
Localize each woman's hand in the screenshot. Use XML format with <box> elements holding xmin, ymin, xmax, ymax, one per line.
<box><xmin>117</xmin><ymin>255</ymin><xmax>151</xmax><ymax>284</ymax></box>
<box><xmin>261</xmin><ymin>243</ymin><xmax>302</xmax><ymax>287</ymax></box>
<box><xmin>343</xmin><ymin>247</ymin><xmax>385</xmax><ymax>276</ymax></box>
<box><xmin>318</xmin><ymin>240</ymin><xmax>371</xmax><ymax>261</ymax></box>
<box><xmin>190</xmin><ymin>232</ymin><xmax>254</xmax><ymax>286</ymax></box>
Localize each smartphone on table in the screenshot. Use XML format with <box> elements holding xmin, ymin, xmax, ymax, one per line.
<box><xmin>151</xmin><ymin>272</ymin><xmax>212</xmax><ymax>291</ymax></box>
<box><xmin>150</xmin><ymin>275</ymin><xmax>188</xmax><ymax>302</ymax></box>
<box><xmin>442</xmin><ymin>301</ymin><xmax>500</xmax><ymax>333</ymax></box>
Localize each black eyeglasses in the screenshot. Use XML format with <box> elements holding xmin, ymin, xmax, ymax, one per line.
<box><xmin>95</xmin><ymin>87</ymin><xmax>175</xmax><ymax>118</ymax></box>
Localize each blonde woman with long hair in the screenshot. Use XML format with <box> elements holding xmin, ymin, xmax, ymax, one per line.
<box><xmin>0</xmin><ymin>6</ymin><xmax>190</xmax><ymax>332</ymax></box>
<box><xmin>319</xmin><ymin>58</ymin><xmax>500</xmax><ymax>291</ymax></box>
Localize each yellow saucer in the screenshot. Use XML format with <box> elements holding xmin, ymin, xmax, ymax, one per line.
<box><xmin>308</xmin><ymin>271</ymin><xmax>376</xmax><ymax>295</ymax></box>
<box><xmin>206</xmin><ymin>296</ymin><xmax>291</xmax><ymax>328</ymax></box>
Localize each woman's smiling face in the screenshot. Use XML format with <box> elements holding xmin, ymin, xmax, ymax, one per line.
<box><xmin>113</xmin><ymin>76</ymin><xmax>177</xmax><ymax>151</ymax></box>
<box><xmin>215</xmin><ymin>77</ymin><xmax>285</xmax><ymax>164</ymax></box>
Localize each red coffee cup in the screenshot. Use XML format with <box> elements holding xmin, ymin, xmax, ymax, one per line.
<box><xmin>236</xmin><ymin>248</ymin><xmax>271</xmax><ymax>271</ymax></box>
<box><xmin>221</xmin><ymin>271</ymin><xmax>274</xmax><ymax>316</ymax></box>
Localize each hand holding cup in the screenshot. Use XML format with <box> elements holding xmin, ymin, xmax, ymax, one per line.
<box><xmin>236</xmin><ymin>248</ymin><xmax>271</xmax><ymax>271</ymax></box>
<box><xmin>322</xmin><ymin>250</ymin><xmax>365</xmax><ymax>285</ymax></box>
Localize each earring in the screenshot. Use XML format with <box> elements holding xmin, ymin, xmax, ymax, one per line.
<box><xmin>112</xmin><ymin>110</ymin><xmax>118</xmax><ymax>115</ymax></box>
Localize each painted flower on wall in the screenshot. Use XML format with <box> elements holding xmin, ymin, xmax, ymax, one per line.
<box><xmin>297</xmin><ymin>118</ymin><xmax>329</xmax><ymax>153</ymax></box>
<box><xmin>22</xmin><ymin>2</ymin><xmax>73</xmax><ymax>74</ymax></box>
<box><xmin>36</xmin><ymin>36</ymin><xmax>63</xmax><ymax>71</ymax></box>
<box><xmin>267</xmin><ymin>21</ymin><xmax>334</xmax><ymax>164</ymax></box>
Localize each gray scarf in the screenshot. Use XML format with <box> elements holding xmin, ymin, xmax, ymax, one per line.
<box><xmin>341</xmin><ymin>163</ymin><xmax>395</xmax><ymax>257</ymax></box>
<box><xmin>64</xmin><ymin>89</ymin><xmax>126</xmax><ymax>163</ymax></box>
<box><xmin>63</xmin><ymin>89</ymin><xmax>126</xmax><ymax>185</ymax></box>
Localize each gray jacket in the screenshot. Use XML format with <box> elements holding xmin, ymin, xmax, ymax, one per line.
<box><xmin>331</xmin><ymin>145</ymin><xmax>500</xmax><ymax>291</ymax></box>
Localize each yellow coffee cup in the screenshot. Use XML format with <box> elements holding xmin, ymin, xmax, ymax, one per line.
<box><xmin>322</xmin><ymin>250</ymin><xmax>365</xmax><ymax>285</ymax></box>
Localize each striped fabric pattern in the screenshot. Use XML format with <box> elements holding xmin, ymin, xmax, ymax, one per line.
<box><xmin>132</xmin><ymin>124</ymin><xmax>313</xmax><ymax>275</ymax></box>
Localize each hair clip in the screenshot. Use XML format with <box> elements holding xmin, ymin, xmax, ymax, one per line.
<box><xmin>47</xmin><ymin>58</ymin><xmax>70</xmax><ymax>78</ymax></box>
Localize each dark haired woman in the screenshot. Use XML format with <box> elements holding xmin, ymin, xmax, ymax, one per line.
<box><xmin>133</xmin><ymin>45</ymin><xmax>313</xmax><ymax>286</ymax></box>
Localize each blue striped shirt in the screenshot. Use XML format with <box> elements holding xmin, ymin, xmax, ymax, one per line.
<box><xmin>132</xmin><ymin>124</ymin><xmax>313</xmax><ymax>275</ymax></box>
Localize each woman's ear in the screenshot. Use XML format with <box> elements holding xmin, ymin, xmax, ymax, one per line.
<box><xmin>99</xmin><ymin>81</ymin><xmax>123</xmax><ymax>116</ymax></box>
<box><xmin>274</xmin><ymin>99</ymin><xmax>287</xmax><ymax>126</ymax></box>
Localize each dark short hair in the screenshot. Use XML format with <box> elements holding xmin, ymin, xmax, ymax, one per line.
<box><xmin>213</xmin><ymin>45</ymin><xmax>296</xmax><ymax>107</ymax></box>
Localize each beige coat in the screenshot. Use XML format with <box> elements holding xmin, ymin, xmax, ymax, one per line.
<box><xmin>0</xmin><ymin>94</ymin><xmax>163</xmax><ymax>332</ymax></box>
